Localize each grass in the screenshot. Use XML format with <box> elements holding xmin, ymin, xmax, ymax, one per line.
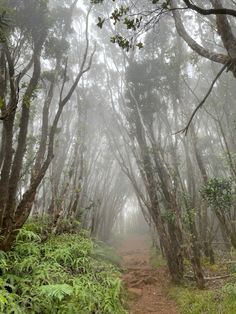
<box><xmin>169</xmin><ymin>282</ymin><xmax>236</xmax><ymax>314</ymax></box>
<box><xmin>148</xmin><ymin>242</ymin><xmax>236</xmax><ymax>313</ymax></box>
<box><xmin>149</xmin><ymin>246</ymin><xmax>166</xmax><ymax>268</ymax></box>
<box><xmin>169</xmin><ymin>256</ymin><xmax>236</xmax><ymax>314</ymax></box>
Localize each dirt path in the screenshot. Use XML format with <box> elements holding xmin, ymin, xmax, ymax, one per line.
<box><xmin>119</xmin><ymin>234</ymin><xmax>179</xmax><ymax>314</ymax></box>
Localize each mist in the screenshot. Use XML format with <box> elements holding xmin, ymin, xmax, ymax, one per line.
<box><xmin>0</xmin><ymin>0</ymin><xmax>236</xmax><ymax>313</ymax></box>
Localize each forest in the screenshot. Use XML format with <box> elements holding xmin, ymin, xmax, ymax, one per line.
<box><xmin>0</xmin><ymin>0</ymin><xmax>236</xmax><ymax>313</ymax></box>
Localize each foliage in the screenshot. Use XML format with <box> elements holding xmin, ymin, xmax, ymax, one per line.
<box><xmin>0</xmin><ymin>223</ymin><xmax>127</xmax><ymax>313</ymax></box>
<box><xmin>222</xmin><ymin>283</ymin><xmax>236</xmax><ymax>297</ymax></box>
<box><xmin>92</xmin><ymin>241</ymin><xmax>122</xmax><ymax>266</ymax></box>
<box><xmin>200</xmin><ymin>177</ymin><xmax>233</xmax><ymax>212</ymax></box>
<box><xmin>161</xmin><ymin>210</ymin><xmax>175</xmax><ymax>224</ymax></box>
<box><xmin>93</xmin><ymin>0</ymin><xmax>169</xmax><ymax>50</ymax></box>
<box><xmin>0</xmin><ymin>2</ymin><xmax>14</xmax><ymax>42</ymax></box>
<box><xmin>169</xmin><ymin>283</ymin><xmax>236</xmax><ymax>314</ymax></box>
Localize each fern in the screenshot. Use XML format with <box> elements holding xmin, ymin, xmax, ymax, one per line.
<box><xmin>14</xmin><ymin>241</ymin><xmax>40</xmax><ymax>257</ymax></box>
<box><xmin>16</xmin><ymin>228</ymin><xmax>41</xmax><ymax>243</ymax></box>
<box><xmin>0</xmin><ymin>223</ymin><xmax>127</xmax><ymax>314</ymax></box>
<box><xmin>33</xmin><ymin>262</ymin><xmax>67</xmax><ymax>285</ymax></box>
<box><xmin>0</xmin><ymin>250</ymin><xmax>8</xmax><ymax>272</ymax></box>
<box><xmin>0</xmin><ymin>279</ymin><xmax>23</xmax><ymax>313</ymax></box>
<box><xmin>93</xmin><ymin>242</ymin><xmax>121</xmax><ymax>266</ymax></box>
<box><xmin>13</xmin><ymin>255</ymin><xmax>39</xmax><ymax>273</ymax></box>
<box><xmin>46</xmin><ymin>246</ymin><xmax>74</xmax><ymax>265</ymax></box>
<box><xmin>39</xmin><ymin>284</ymin><xmax>73</xmax><ymax>301</ymax></box>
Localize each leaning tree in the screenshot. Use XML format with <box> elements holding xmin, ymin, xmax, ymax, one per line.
<box><xmin>0</xmin><ymin>0</ymin><xmax>95</xmax><ymax>250</ymax></box>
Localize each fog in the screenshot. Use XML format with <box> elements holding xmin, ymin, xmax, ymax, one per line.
<box><xmin>0</xmin><ymin>0</ymin><xmax>236</xmax><ymax>290</ymax></box>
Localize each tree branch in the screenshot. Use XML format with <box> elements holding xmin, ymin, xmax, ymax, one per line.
<box><xmin>170</xmin><ymin>0</ymin><xmax>229</xmax><ymax>65</ymax></box>
<box><xmin>175</xmin><ymin>61</ymin><xmax>229</xmax><ymax>135</ymax></box>
<box><xmin>183</xmin><ymin>0</ymin><xmax>236</xmax><ymax>17</ymax></box>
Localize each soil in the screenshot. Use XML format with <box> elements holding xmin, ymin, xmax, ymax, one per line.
<box><xmin>119</xmin><ymin>234</ymin><xmax>179</xmax><ymax>314</ymax></box>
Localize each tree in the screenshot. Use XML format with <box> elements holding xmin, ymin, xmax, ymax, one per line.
<box><xmin>91</xmin><ymin>1</ymin><xmax>236</xmax><ymax>286</ymax></box>
<box><xmin>94</xmin><ymin>0</ymin><xmax>236</xmax><ymax>129</ymax></box>
<box><xmin>0</xmin><ymin>0</ymin><xmax>95</xmax><ymax>250</ymax></box>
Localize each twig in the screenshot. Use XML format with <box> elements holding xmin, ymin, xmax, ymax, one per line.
<box><xmin>185</xmin><ymin>274</ymin><xmax>231</xmax><ymax>280</ymax></box>
<box><xmin>175</xmin><ymin>61</ymin><xmax>230</xmax><ymax>135</ymax></box>
<box><xmin>205</xmin><ymin>274</ymin><xmax>231</xmax><ymax>280</ymax></box>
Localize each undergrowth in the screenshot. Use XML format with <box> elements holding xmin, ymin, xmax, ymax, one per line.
<box><xmin>169</xmin><ymin>282</ymin><xmax>236</xmax><ymax>314</ymax></box>
<box><xmin>149</xmin><ymin>241</ymin><xmax>236</xmax><ymax>313</ymax></box>
<box><xmin>149</xmin><ymin>246</ymin><xmax>166</xmax><ymax>268</ymax></box>
<box><xmin>0</xmin><ymin>222</ymin><xmax>127</xmax><ymax>313</ymax></box>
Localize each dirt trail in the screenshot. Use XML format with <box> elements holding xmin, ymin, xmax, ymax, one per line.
<box><xmin>119</xmin><ymin>234</ymin><xmax>179</xmax><ymax>314</ymax></box>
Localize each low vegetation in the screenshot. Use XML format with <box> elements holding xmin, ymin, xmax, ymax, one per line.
<box><xmin>149</xmin><ymin>243</ymin><xmax>236</xmax><ymax>313</ymax></box>
<box><xmin>169</xmin><ymin>283</ymin><xmax>236</xmax><ymax>314</ymax></box>
<box><xmin>168</xmin><ymin>256</ymin><xmax>236</xmax><ymax>313</ymax></box>
<box><xmin>0</xmin><ymin>221</ymin><xmax>127</xmax><ymax>314</ymax></box>
<box><xmin>149</xmin><ymin>246</ymin><xmax>166</xmax><ymax>268</ymax></box>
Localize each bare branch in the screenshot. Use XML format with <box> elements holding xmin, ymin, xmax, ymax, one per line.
<box><xmin>175</xmin><ymin>61</ymin><xmax>229</xmax><ymax>135</ymax></box>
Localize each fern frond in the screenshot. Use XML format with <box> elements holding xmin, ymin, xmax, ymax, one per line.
<box><xmin>39</xmin><ymin>283</ymin><xmax>73</xmax><ymax>301</ymax></box>
<box><xmin>15</xmin><ymin>228</ymin><xmax>41</xmax><ymax>243</ymax></box>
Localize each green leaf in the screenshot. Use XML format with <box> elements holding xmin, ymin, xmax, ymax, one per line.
<box><xmin>136</xmin><ymin>42</ymin><xmax>143</xmax><ymax>49</ymax></box>
<box><xmin>97</xmin><ymin>17</ymin><xmax>105</xmax><ymax>29</ymax></box>
<box><xmin>39</xmin><ymin>284</ymin><xmax>73</xmax><ymax>301</ymax></box>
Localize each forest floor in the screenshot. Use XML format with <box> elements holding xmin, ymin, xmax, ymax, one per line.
<box><xmin>119</xmin><ymin>234</ymin><xmax>179</xmax><ymax>314</ymax></box>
